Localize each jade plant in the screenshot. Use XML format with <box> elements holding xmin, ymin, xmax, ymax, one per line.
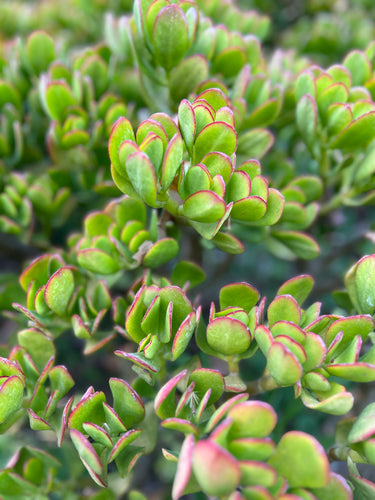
<box><xmin>2</xmin><ymin>0</ymin><xmax>375</xmax><ymax>498</ymax></box>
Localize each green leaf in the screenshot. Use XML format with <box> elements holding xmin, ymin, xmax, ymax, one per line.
<box><xmin>193</xmin><ymin>122</ymin><xmax>237</xmax><ymax>164</ymax></box>
<box><xmin>172</xmin><ymin>433</ymin><xmax>195</xmax><ymax>500</ymax></box>
<box><xmin>237</xmin><ymin>128</ymin><xmax>274</xmax><ymax>160</ymax></box>
<box><xmin>343</xmin><ymin>50</ymin><xmax>371</xmax><ymax>86</ymax></box>
<box><xmin>44</xmin><ymin>267</ymin><xmax>75</xmax><ymax>316</ymax></box>
<box><xmin>0</xmin><ymin>80</ymin><xmax>21</xmax><ymax>109</ymax></box>
<box><xmin>268</xmin><ymin>295</ymin><xmax>301</xmax><ymax>327</ymax></box>
<box><xmin>0</xmin><ymin>376</ymin><xmax>24</xmax><ymax>424</ymax></box>
<box><xmin>125</xmin><ymin>151</ymin><xmax>158</xmax><ymax>207</ymax></box>
<box><xmin>207</xmin><ymin>317</ymin><xmax>251</xmax><ymax>356</ymax></box>
<box><xmin>267</xmin><ymin>341</ymin><xmax>302</xmax><ymax>386</ymax></box>
<box><xmin>169</xmin><ymin>55</ymin><xmax>209</xmax><ymax>103</ymax></box>
<box><xmin>188</xmin><ymin>368</ymin><xmax>224</xmax><ymax>406</ymax></box>
<box><xmin>45</xmin><ymin>82</ymin><xmax>75</xmax><ymax>122</ymax></box>
<box><xmin>68</xmin><ymin>389</ymin><xmax>106</xmax><ymax>433</ymax></box>
<box><xmin>172</xmin><ymin>313</ymin><xmax>196</xmax><ymax>360</ymax></box>
<box><xmin>220</xmin><ymin>282</ymin><xmax>259</xmax><ymax>312</ymax></box>
<box><xmin>331</xmin><ymin>112</ymin><xmax>375</xmax><ymax>151</ymax></box>
<box><xmin>154</xmin><ymin>370</ymin><xmax>187</xmax><ymax>419</ymax></box>
<box><xmin>18</xmin><ymin>329</ymin><xmax>55</xmax><ymax>373</ymax></box>
<box><xmin>227</xmin><ymin>401</ymin><xmax>277</xmax><ymax>439</ymax></box>
<box><xmin>296</xmin><ymin>95</ymin><xmax>317</xmax><ymax>147</ymax></box>
<box><xmin>301</xmin><ymin>383</ymin><xmax>354</xmax><ymax>415</ymax></box>
<box><xmin>231</xmin><ymin>196</ymin><xmax>267</xmax><ymax>222</ymax></box>
<box><xmin>193</xmin><ymin>440</ymin><xmax>241</xmax><ymax>497</ymax></box>
<box><xmin>152</xmin><ymin>5</ymin><xmax>188</xmax><ymax>71</ymax></box>
<box><xmin>295</xmin><ymin>71</ymin><xmax>316</xmax><ymax>101</ymax></box>
<box><xmin>269</xmin><ymin>431</ymin><xmax>330</xmax><ymax>488</ymax></box>
<box><xmin>178</xmin><ymin>98</ymin><xmax>196</xmax><ymax>156</ymax></box>
<box><xmin>212</xmin><ymin>47</ymin><xmax>246</xmax><ymax>78</ymax></box>
<box><xmin>109</xmin><ymin>378</ymin><xmax>145</xmax><ymax>428</ymax></box>
<box><xmin>277</xmin><ymin>275</ymin><xmax>314</xmax><ymax>306</ymax></box>
<box><xmin>108</xmin><ymin>117</ymin><xmax>135</xmax><ymax>173</ymax></box>
<box><xmin>26</xmin><ymin>31</ymin><xmax>55</xmax><ymax>74</ymax></box>
<box><xmin>143</xmin><ymin>238</ymin><xmax>179</xmax><ymax>268</ymax></box>
<box><xmin>345</xmin><ymin>255</ymin><xmax>375</xmax><ymax>314</ymax></box>
<box><xmin>70</xmin><ymin>429</ymin><xmax>103</xmax><ymax>476</ymax></box>
<box><xmin>161</xmin><ymin>133</ymin><xmax>183</xmax><ymax>191</ymax></box>
<box><xmin>171</xmin><ymin>261</ymin><xmax>205</xmax><ymax>290</ymax></box>
<box><xmin>211</xmin><ymin>232</ymin><xmax>245</xmax><ymax>254</ymax></box>
<box><xmin>271</xmin><ymin>230</ymin><xmax>320</xmax><ymax>260</ymax></box>
<box><xmin>183</xmin><ymin>190</ymin><xmax>226</xmax><ymax>223</ymax></box>
<box><xmin>77</xmin><ymin>249</ymin><xmax>120</xmax><ymax>274</ymax></box>
<box><xmin>240</xmin><ymin>461</ymin><xmax>277</xmax><ymax>488</ymax></box>
<box><xmin>348</xmin><ymin>403</ymin><xmax>375</xmax><ymax>443</ymax></box>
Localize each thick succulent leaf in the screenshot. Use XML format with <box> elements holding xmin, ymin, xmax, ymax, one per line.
<box><xmin>193</xmin><ymin>122</ymin><xmax>237</xmax><ymax>164</ymax></box>
<box><xmin>154</xmin><ymin>370</ymin><xmax>187</xmax><ymax>419</ymax></box>
<box><xmin>348</xmin><ymin>403</ymin><xmax>375</xmax><ymax>443</ymax></box>
<box><xmin>68</xmin><ymin>389</ymin><xmax>106</xmax><ymax>433</ymax></box>
<box><xmin>252</xmin><ymin>188</ymin><xmax>284</xmax><ymax>226</ymax></box>
<box><xmin>301</xmin><ymin>384</ymin><xmax>354</xmax><ymax>415</ymax></box>
<box><xmin>18</xmin><ymin>329</ymin><xmax>55</xmax><ymax>373</ymax></box>
<box><xmin>152</xmin><ymin>5</ymin><xmax>188</xmax><ymax>71</ymax></box>
<box><xmin>231</xmin><ymin>196</ymin><xmax>267</xmax><ymax>222</ymax></box>
<box><xmin>172</xmin><ymin>433</ymin><xmax>195</xmax><ymax>500</ymax></box>
<box><xmin>172</xmin><ymin>311</ymin><xmax>197</xmax><ymax>360</ymax></box>
<box><xmin>70</xmin><ymin>429</ymin><xmax>103</xmax><ymax>475</ymax></box>
<box><xmin>109</xmin><ymin>378</ymin><xmax>145</xmax><ymax>428</ymax></box>
<box><xmin>268</xmin><ymin>295</ymin><xmax>301</xmax><ymax>327</ymax></box>
<box><xmin>171</xmin><ymin>261</ymin><xmax>205</xmax><ymax>290</ymax></box>
<box><xmin>326</xmin><ymin>363</ymin><xmax>375</xmax><ymax>382</ymax></box>
<box><xmin>82</xmin><ymin>422</ymin><xmax>113</xmax><ymax>448</ymax></box>
<box><xmin>45</xmin><ymin>82</ymin><xmax>75</xmax><ymax>121</ymax></box>
<box><xmin>0</xmin><ymin>376</ymin><xmax>24</xmax><ymax>424</ymax></box>
<box><xmin>26</xmin><ymin>31</ymin><xmax>55</xmax><ymax>74</ymax></box>
<box><xmin>227</xmin><ymin>401</ymin><xmax>277</xmax><ymax>439</ymax></box>
<box><xmin>345</xmin><ymin>255</ymin><xmax>375</xmax><ymax>314</ymax></box>
<box><xmin>207</xmin><ymin>317</ymin><xmax>251</xmax><ymax>356</ymax></box>
<box><xmin>170</xmin><ymin>55</ymin><xmax>209</xmax><ymax>103</ymax></box>
<box><xmin>193</xmin><ymin>440</ymin><xmax>241</xmax><ymax>497</ymax></box>
<box><xmin>161</xmin><ymin>133</ymin><xmax>183</xmax><ymax>191</ymax></box>
<box><xmin>108</xmin><ymin>117</ymin><xmax>135</xmax><ymax>173</ymax></box>
<box><xmin>188</xmin><ymin>368</ymin><xmax>224</xmax><ymax>406</ymax></box>
<box><xmin>240</xmin><ymin>461</ymin><xmax>277</xmax><ymax>488</ymax></box>
<box><xmin>125</xmin><ymin>151</ymin><xmax>157</xmax><ymax>207</ymax></box>
<box><xmin>108</xmin><ymin>429</ymin><xmax>142</xmax><ymax>462</ymax></box>
<box><xmin>267</xmin><ymin>342</ymin><xmax>302</xmax><ymax>386</ymax></box>
<box><xmin>77</xmin><ymin>249</ymin><xmax>120</xmax><ymax>274</ymax></box>
<box><xmin>325</xmin><ymin>316</ymin><xmax>374</xmax><ymax>350</ymax></box>
<box><xmin>220</xmin><ymin>282</ymin><xmax>259</xmax><ymax>312</ymax></box>
<box><xmin>237</xmin><ymin>128</ymin><xmax>274</xmax><ymax>159</ymax></box>
<box><xmin>228</xmin><ymin>437</ymin><xmax>275</xmax><ymax>461</ymax></box>
<box><xmin>178</xmin><ymin>99</ymin><xmax>196</xmax><ymax>155</ymax></box>
<box><xmin>269</xmin><ymin>431</ymin><xmax>329</xmax><ymax>488</ymax></box>
<box><xmin>143</xmin><ymin>238</ymin><xmax>179</xmax><ymax>268</ymax></box>
<box><xmin>44</xmin><ymin>267</ymin><xmax>75</xmax><ymax>316</ymax></box>
<box><xmin>331</xmin><ymin>112</ymin><xmax>375</xmax><ymax>151</ymax></box>
<box><xmin>310</xmin><ymin>472</ymin><xmax>353</xmax><ymax>500</ymax></box>
<box><xmin>277</xmin><ymin>275</ymin><xmax>314</xmax><ymax>306</ymax></box>
<box><xmin>183</xmin><ymin>190</ymin><xmax>226</xmax><ymax>223</ymax></box>
<box><xmin>296</xmin><ymin>95</ymin><xmax>317</xmax><ymax>147</ymax></box>
<box><xmin>271</xmin><ymin>230</ymin><xmax>320</xmax><ymax>260</ymax></box>
<box><xmin>161</xmin><ymin>418</ymin><xmax>198</xmax><ymax>436</ymax></box>
<box><xmin>212</xmin><ymin>232</ymin><xmax>245</xmax><ymax>254</ymax></box>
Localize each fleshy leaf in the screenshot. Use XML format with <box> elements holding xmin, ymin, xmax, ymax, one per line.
<box><xmin>269</xmin><ymin>431</ymin><xmax>330</xmax><ymax>488</ymax></box>
<box><xmin>206</xmin><ymin>317</ymin><xmax>251</xmax><ymax>356</ymax></box>
<box><xmin>193</xmin><ymin>440</ymin><xmax>241</xmax><ymax>497</ymax></box>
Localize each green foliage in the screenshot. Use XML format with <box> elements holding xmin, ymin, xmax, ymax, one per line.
<box><xmin>1</xmin><ymin>0</ymin><xmax>375</xmax><ymax>498</ymax></box>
